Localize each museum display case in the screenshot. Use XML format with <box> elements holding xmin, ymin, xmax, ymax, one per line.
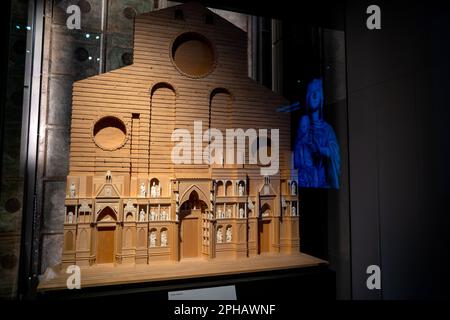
<box><xmin>3</xmin><ymin>0</ymin><xmax>450</xmax><ymax>304</ymax></box>
<box><xmin>1</xmin><ymin>0</ymin><xmax>351</xmax><ymax>300</ymax></box>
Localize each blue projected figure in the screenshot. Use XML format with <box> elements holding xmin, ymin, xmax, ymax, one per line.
<box><xmin>294</xmin><ymin>79</ymin><xmax>340</xmax><ymax>189</ymax></box>
<box><xmin>295</xmin><ymin>115</ymin><xmax>318</xmax><ymax>187</ymax></box>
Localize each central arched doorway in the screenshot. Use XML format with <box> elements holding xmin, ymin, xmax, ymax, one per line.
<box><xmin>258</xmin><ymin>204</ymin><xmax>272</xmax><ymax>254</ymax></box>
<box><xmin>179</xmin><ymin>190</ymin><xmax>208</xmax><ymax>259</ymax></box>
<box><xmin>96</xmin><ymin>206</ymin><xmax>117</xmax><ymax>264</ymax></box>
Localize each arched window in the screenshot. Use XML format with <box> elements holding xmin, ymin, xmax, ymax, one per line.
<box><xmin>261</xmin><ymin>203</ymin><xmax>271</xmax><ymax>217</ymax></box>
<box><xmin>126</xmin><ymin>212</ymin><xmax>134</xmax><ymax>221</ymax></box>
<box><xmin>150</xmin><ymin>83</ymin><xmax>175</xmax><ymax>174</ymax></box>
<box><xmin>97</xmin><ymin>206</ymin><xmax>117</xmax><ymax>222</ymax></box>
<box><xmin>225</xmin><ymin>181</ymin><xmax>233</xmax><ymax>196</ymax></box>
<box><xmin>209</xmin><ymin>88</ymin><xmax>232</xmax><ymax>167</ymax></box>
<box><xmin>216</xmin><ymin>181</ymin><xmax>224</xmax><ymax>196</ymax></box>
<box><xmin>160</xmin><ymin>228</ymin><xmax>168</xmax><ymax>247</ymax></box>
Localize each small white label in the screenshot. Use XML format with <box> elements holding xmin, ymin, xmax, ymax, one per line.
<box><xmin>168</xmin><ymin>285</ymin><xmax>237</xmax><ymax>300</ymax></box>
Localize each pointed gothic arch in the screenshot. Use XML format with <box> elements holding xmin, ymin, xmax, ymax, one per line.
<box><xmin>179</xmin><ymin>185</ymin><xmax>210</xmax><ymax>210</ymax></box>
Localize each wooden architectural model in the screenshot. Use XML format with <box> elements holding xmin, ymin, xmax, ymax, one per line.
<box><xmin>61</xmin><ymin>2</ymin><xmax>300</xmax><ymax>268</ymax></box>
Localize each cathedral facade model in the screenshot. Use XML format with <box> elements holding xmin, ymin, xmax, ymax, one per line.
<box><xmin>61</xmin><ymin>2</ymin><xmax>299</xmax><ymax>268</ymax></box>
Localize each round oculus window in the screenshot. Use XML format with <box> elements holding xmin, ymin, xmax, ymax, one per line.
<box><xmin>93</xmin><ymin>116</ymin><xmax>127</xmax><ymax>150</ymax></box>
<box><xmin>171</xmin><ymin>32</ymin><xmax>215</xmax><ymax>78</ymax></box>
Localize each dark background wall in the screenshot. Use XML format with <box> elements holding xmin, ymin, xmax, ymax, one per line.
<box><xmin>346</xmin><ymin>0</ymin><xmax>450</xmax><ymax>299</ymax></box>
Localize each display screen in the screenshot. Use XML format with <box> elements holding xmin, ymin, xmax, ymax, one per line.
<box><xmin>294</xmin><ymin>79</ymin><xmax>340</xmax><ymax>189</ymax></box>
<box><xmin>279</xmin><ymin>78</ymin><xmax>341</xmax><ymax>189</ymax></box>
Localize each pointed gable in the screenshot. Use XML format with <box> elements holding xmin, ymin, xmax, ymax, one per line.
<box><xmin>96</xmin><ymin>184</ymin><xmax>121</xmax><ymax>199</ymax></box>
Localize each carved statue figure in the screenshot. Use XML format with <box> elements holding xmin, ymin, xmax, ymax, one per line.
<box><xmin>140</xmin><ymin>183</ymin><xmax>146</xmax><ymax>197</ymax></box>
<box><xmin>226</xmin><ymin>227</ymin><xmax>232</xmax><ymax>243</ymax></box>
<box><xmin>248</xmin><ymin>199</ymin><xmax>254</xmax><ymax>211</ymax></box>
<box><xmin>161</xmin><ymin>230</ymin><xmax>168</xmax><ymax>247</ymax></box>
<box><xmin>139</xmin><ymin>209</ymin><xmax>146</xmax><ymax>222</ymax></box>
<box><xmin>70</xmin><ymin>183</ymin><xmax>76</xmax><ymax>198</ymax></box>
<box><xmin>216</xmin><ymin>228</ymin><xmax>223</xmax><ymax>243</ymax></box>
<box><xmin>150</xmin><ymin>210</ymin><xmax>156</xmax><ymax>221</ymax></box>
<box><xmin>68</xmin><ymin>211</ymin><xmax>74</xmax><ymax>224</ymax></box>
<box><xmin>264</xmin><ymin>184</ymin><xmax>270</xmax><ymax>195</ymax></box>
<box><xmin>238</xmin><ymin>183</ymin><xmax>244</xmax><ymax>196</ymax></box>
<box><xmin>150</xmin><ymin>231</ymin><xmax>157</xmax><ymax>247</ymax></box>
<box><xmin>151</xmin><ymin>181</ymin><xmax>158</xmax><ymax>198</ymax></box>
<box><xmin>239</xmin><ymin>207</ymin><xmax>245</xmax><ymax>218</ymax></box>
<box><xmin>281</xmin><ymin>196</ymin><xmax>287</xmax><ymax>208</ymax></box>
<box><xmin>291</xmin><ymin>181</ymin><xmax>297</xmax><ymax>196</ymax></box>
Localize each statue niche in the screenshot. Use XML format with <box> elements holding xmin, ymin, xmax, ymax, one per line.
<box><xmin>150</xmin><ymin>178</ymin><xmax>161</xmax><ymax>198</ymax></box>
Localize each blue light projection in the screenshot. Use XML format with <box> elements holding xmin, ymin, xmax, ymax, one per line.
<box><xmin>292</xmin><ymin>79</ymin><xmax>341</xmax><ymax>189</ymax></box>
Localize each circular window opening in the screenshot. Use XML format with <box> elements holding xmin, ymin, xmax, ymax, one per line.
<box><xmin>171</xmin><ymin>32</ymin><xmax>215</xmax><ymax>78</ymax></box>
<box><xmin>93</xmin><ymin>116</ymin><xmax>127</xmax><ymax>150</ymax></box>
<box><xmin>123</xmin><ymin>6</ymin><xmax>137</xmax><ymax>20</ymax></box>
<box><xmin>78</xmin><ymin>0</ymin><xmax>92</xmax><ymax>13</ymax></box>
<box><xmin>74</xmin><ymin>47</ymin><xmax>89</xmax><ymax>62</ymax></box>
